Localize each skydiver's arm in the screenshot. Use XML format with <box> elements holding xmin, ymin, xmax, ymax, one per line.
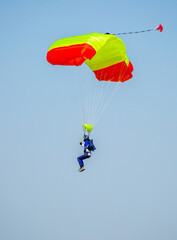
<box><xmin>80</xmin><ymin>140</ymin><xmax>84</xmax><ymax>147</ymax></box>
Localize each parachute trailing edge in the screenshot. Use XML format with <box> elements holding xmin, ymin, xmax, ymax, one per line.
<box><xmin>47</xmin><ymin>33</ymin><xmax>133</xmax><ymax>82</ymax></box>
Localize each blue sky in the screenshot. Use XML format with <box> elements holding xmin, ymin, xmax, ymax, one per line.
<box><xmin>0</xmin><ymin>0</ymin><xmax>177</xmax><ymax>240</ymax></box>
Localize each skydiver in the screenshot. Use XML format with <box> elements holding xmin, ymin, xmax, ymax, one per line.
<box><xmin>77</xmin><ymin>134</ymin><xmax>96</xmax><ymax>172</ymax></box>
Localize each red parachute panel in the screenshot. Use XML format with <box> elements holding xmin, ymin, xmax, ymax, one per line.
<box><xmin>47</xmin><ymin>43</ymin><xmax>96</xmax><ymax>66</ymax></box>
<box><xmin>94</xmin><ymin>61</ymin><xmax>133</xmax><ymax>82</ymax></box>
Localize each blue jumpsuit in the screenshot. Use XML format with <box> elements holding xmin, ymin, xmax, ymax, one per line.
<box><xmin>77</xmin><ymin>139</ymin><xmax>91</xmax><ymax>168</ymax></box>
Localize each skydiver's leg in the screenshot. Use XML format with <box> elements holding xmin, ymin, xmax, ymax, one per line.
<box><xmin>77</xmin><ymin>155</ymin><xmax>86</xmax><ymax>172</ymax></box>
<box><xmin>77</xmin><ymin>153</ymin><xmax>90</xmax><ymax>167</ymax></box>
<box><xmin>83</xmin><ymin>154</ymin><xmax>91</xmax><ymax>160</ymax></box>
<box><xmin>77</xmin><ymin>155</ymin><xmax>85</xmax><ymax>168</ymax></box>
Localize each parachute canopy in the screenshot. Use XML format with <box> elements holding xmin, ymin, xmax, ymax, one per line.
<box><xmin>47</xmin><ymin>33</ymin><xmax>133</xmax><ymax>82</ymax></box>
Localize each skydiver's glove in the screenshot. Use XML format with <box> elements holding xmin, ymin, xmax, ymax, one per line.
<box><xmin>80</xmin><ymin>141</ymin><xmax>82</xmax><ymax>145</ymax></box>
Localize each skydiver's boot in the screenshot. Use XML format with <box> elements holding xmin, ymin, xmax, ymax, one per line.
<box><xmin>78</xmin><ymin>166</ymin><xmax>85</xmax><ymax>172</ymax></box>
